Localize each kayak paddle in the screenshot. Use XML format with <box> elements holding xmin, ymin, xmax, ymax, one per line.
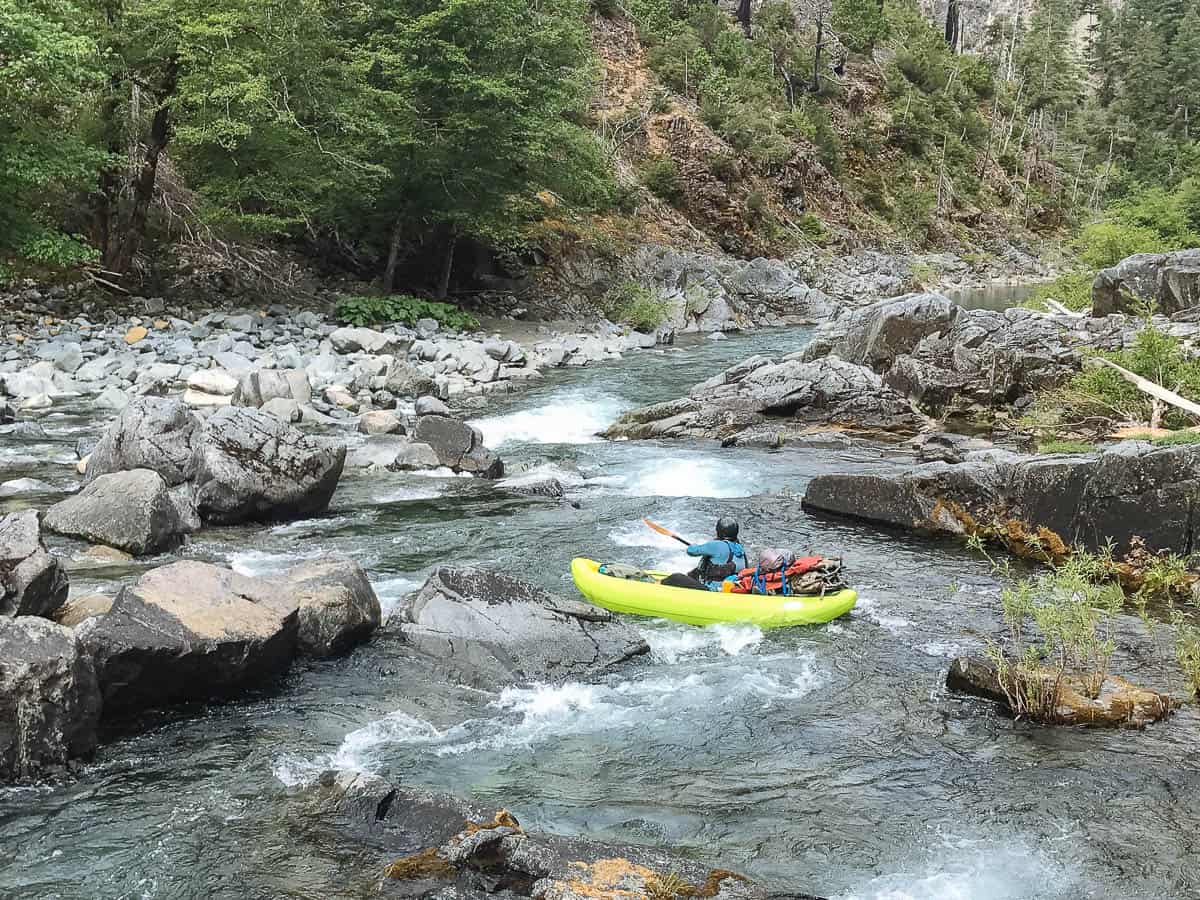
<box><xmin>643</xmin><ymin>518</ymin><xmax>691</xmax><ymax>547</ymax></box>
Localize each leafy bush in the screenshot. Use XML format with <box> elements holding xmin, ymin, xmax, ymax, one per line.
<box><xmin>603</xmin><ymin>281</ymin><xmax>669</xmax><ymax>331</ymax></box>
<box><xmin>336</xmin><ymin>295</ymin><xmax>480</xmax><ymax>331</ymax></box>
<box><xmin>1022</xmin><ymin>272</ymin><xmax>1095</xmax><ymax>312</ymax></box>
<box><xmin>892</xmin><ymin>184</ymin><xmax>937</xmax><ymax>245</ymax></box>
<box><xmin>1033</xmin><ymin>318</ymin><xmax>1200</xmax><ymax>430</ymax></box>
<box><xmin>641</xmin><ymin>156</ymin><xmax>684</xmax><ymax>205</ymax></box>
<box><xmin>1077</xmin><ymin>222</ymin><xmax>1170</xmax><ymax>269</ymax></box>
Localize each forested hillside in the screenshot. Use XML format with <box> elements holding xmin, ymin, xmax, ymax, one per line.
<box><xmin>2</xmin><ymin>0</ymin><xmax>1197</xmax><ymax>299</ymax></box>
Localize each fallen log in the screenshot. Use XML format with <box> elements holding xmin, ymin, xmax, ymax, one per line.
<box><xmin>1090</xmin><ymin>357</ymin><xmax>1200</xmax><ymax>421</ymax></box>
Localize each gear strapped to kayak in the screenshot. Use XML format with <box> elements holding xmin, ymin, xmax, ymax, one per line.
<box><xmin>723</xmin><ymin>555</ymin><xmax>847</xmax><ymax>596</ymax></box>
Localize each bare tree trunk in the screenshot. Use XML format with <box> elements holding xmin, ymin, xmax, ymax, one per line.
<box><xmin>92</xmin><ymin>0</ymin><xmax>123</xmax><ymax>267</ymax></box>
<box><xmin>382</xmin><ymin>216</ymin><xmax>403</xmax><ymax>293</ymax></box>
<box><xmin>945</xmin><ymin>0</ymin><xmax>960</xmax><ymax>52</ymax></box>
<box><xmin>112</xmin><ymin>63</ymin><xmax>177</xmax><ymax>274</ymax></box>
<box><xmin>811</xmin><ymin>15</ymin><xmax>824</xmax><ymax>93</ymax></box>
<box><xmin>436</xmin><ymin>230</ymin><xmax>458</xmax><ymax>300</ymax></box>
<box><xmin>736</xmin><ymin>0</ymin><xmax>751</xmax><ymax>36</ymax></box>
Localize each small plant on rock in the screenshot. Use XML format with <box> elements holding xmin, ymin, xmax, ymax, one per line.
<box><xmin>641</xmin><ymin>156</ymin><xmax>684</xmax><ymax>206</ymax></box>
<box><xmin>603</xmin><ymin>281</ymin><xmax>668</xmax><ymax>331</ymax></box>
<box><xmin>335</xmin><ymin>295</ymin><xmax>480</xmax><ymax>331</ymax></box>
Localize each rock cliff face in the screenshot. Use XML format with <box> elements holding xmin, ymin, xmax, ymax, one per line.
<box><xmin>803</xmin><ymin>441</ymin><xmax>1200</xmax><ymax>556</ymax></box>
<box><xmin>1092</xmin><ymin>249</ymin><xmax>1200</xmax><ymax>317</ymax></box>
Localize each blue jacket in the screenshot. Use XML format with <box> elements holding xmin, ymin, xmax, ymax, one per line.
<box><xmin>687</xmin><ymin>540</ymin><xmax>748</xmax><ymax>590</ymax></box>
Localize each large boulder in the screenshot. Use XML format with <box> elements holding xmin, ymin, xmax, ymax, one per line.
<box><xmin>0</xmin><ymin>616</ymin><xmax>101</xmax><ymax>782</ymax></box>
<box><xmin>1092</xmin><ymin>249</ymin><xmax>1200</xmax><ymax>316</ymax></box>
<box><xmin>284</xmin><ymin>557</ymin><xmax>381</xmax><ymax>657</ymax></box>
<box><xmin>802</xmin><ymin>441</ymin><xmax>1200</xmax><ymax>556</ymax></box>
<box><xmin>831</xmin><ymin>292</ymin><xmax>959</xmax><ymax>368</ymax></box>
<box><xmin>233</xmin><ymin>368</ymin><xmax>312</xmax><ymax>408</ymax></box>
<box><xmin>42</xmin><ymin>469</ymin><xmax>190</xmax><ymax>556</ymax></box>
<box><xmin>411</xmin><ymin>415</ymin><xmax>503</xmax><ymax>477</ymax></box>
<box><xmin>0</xmin><ymin>510</ymin><xmax>69</xmax><ymax>618</ymax></box>
<box><xmin>78</xmin><ymin>561</ymin><xmax>298</xmax><ymax>715</ymax></box>
<box><xmin>308</xmin><ymin>772</ymin><xmax>826</xmax><ymax>900</ymax></box>
<box><xmin>85</xmin><ymin>397</ymin><xmax>199</xmax><ymax>487</ymax></box>
<box><xmin>190</xmin><ymin>406</ymin><xmax>346</xmax><ymax>524</ymax></box>
<box><xmin>397</xmin><ymin>567</ymin><xmax>649</xmax><ymax>688</ymax></box>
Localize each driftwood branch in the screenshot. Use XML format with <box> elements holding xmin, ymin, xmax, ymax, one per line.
<box><xmin>1045</xmin><ymin>300</ymin><xmax>1084</xmax><ymax>318</ymax></box>
<box><xmin>1090</xmin><ymin>358</ymin><xmax>1200</xmax><ymax>420</ymax></box>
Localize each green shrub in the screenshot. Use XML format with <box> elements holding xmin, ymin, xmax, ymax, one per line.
<box><xmin>1077</xmin><ymin>222</ymin><xmax>1170</xmax><ymax>269</ymax></box>
<box><xmin>1034</xmin><ymin>318</ymin><xmax>1200</xmax><ymax>430</ymax></box>
<box><xmin>603</xmin><ymin>281</ymin><xmax>669</xmax><ymax>331</ymax></box>
<box><xmin>590</xmin><ymin>0</ymin><xmax>621</xmax><ymax>17</ymax></box>
<box><xmin>708</xmin><ymin>152</ymin><xmax>738</xmax><ymax>183</ymax></box>
<box><xmin>1152</xmin><ymin>430</ymin><xmax>1200</xmax><ymax>446</ymax></box>
<box><xmin>641</xmin><ymin>156</ymin><xmax>684</xmax><ymax>205</ymax></box>
<box><xmin>1022</xmin><ymin>272</ymin><xmax>1095</xmax><ymax>312</ymax></box>
<box><xmin>336</xmin><ymin>295</ymin><xmax>480</xmax><ymax>331</ymax></box>
<box><xmin>892</xmin><ymin>184</ymin><xmax>937</xmax><ymax>244</ymax></box>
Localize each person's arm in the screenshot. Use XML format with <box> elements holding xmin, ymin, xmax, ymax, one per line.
<box><xmin>687</xmin><ymin>540</ymin><xmax>722</xmax><ymax>558</ymax></box>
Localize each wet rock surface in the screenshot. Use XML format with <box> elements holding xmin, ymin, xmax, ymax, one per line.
<box><xmin>803</xmin><ymin>441</ymin><xmax>1200</xmax><ymax>555</ymax></box>
<box><xmin>285</xmin><ymin>557</ymin><xmax>382</xmax><ymax>657</ymax></box>
<box><xmin>0</xmin><ymin>509</ymin><xmax>70</xmax><ymax>618</ymax></box>
<box><xmin>307</xmin><ymin>772</ymin><xmax>828</xmax><ymax>900</ymax></box>
<box><xmin>43</xmin><ymin>468</ymin><xmax>191</xmax><ymax>555</ymax></box>
<box><xmin>0</xmin><ymin>616</ymin><xmax>101</xmax><ymax>781</ymax></box>
<box><xmin>396</xmin><ymin>567</ymin><xmax>649</xmax><ymax>689</ymax></box>
<box><xmin>947</xmin><ymin>656</ymin><xmax>1175</xmax><ymax>728</ymax></box>
<box><xmin>78</xmin><ymin>561</ymin><xmax>299</xmax><ymax>716</ymax></box>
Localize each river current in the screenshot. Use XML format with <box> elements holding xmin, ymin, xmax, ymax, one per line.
<box><xmin>1</xmin><ymin>327</ymin><xmax>1198</xmax><ymax>900</ymax></box>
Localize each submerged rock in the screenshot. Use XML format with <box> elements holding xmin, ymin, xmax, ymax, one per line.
<box><xmin>397</xmin><ymin>567</ymin><xmax>648</xmax><ymax>688</ymax></box>
<box><xmin>53</xmin><ymin>593</ymin><xmax>114</xmax><ymax>628</ymax></box>
<box><xmin>947</xmin><ymin>656</ymin><xmax>1174</xmax><ymax>728</ymax></box>
<box><xmin>78</xmin><ymin>561</ymin><xmax>298</xmax><ymax>715</ymax></box>
<box><xmin>0</xmin><ymin>510</ymin><xmax>69</xmax><ymax>618</ymax></box>
<box><xmin>43</xmin><ymin>469</ymin><xmax>190</xmax><ymax>555</ymax></box>
<box><xmin>0</xmin><ymin>616</ymin><xmax>100</xmax><ymax>782</ymax></box>
<box><xmin>308</xmin><ymin>772</ymin><xmax>827</xmax><ymax>900</ymax></box>
<box><xmin>802</xmin><ymin>441</ymin><xmax>1200</xmax><ymax>555</ymax></box>
<box><xmin>191</xmin><ymin>406</ymin><xmax>346</xmax><ymax>524</ymax></box>
<box><xmin>285</xmin><ymin>557</ymin><xmax>381</xmax><ymax>657</ymax></box>
<box><xmin>411</xmin><ymin>415</ymin><xmax>503</xmax><ymax>478</ymax></box>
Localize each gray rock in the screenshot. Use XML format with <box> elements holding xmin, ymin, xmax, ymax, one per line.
<box><xmin>191</xmin><ymin>406</ymin><xmax>346</xmax><ymax>524</ymax></box>
<box><xmin>0</xmin><ymin>617</ymin><xmax>100</xmax><ymax>782</ymax></box>
<box><xmin>0</xmin><ymin>398</ymin><xmax>13</xmax><ymax>425</ymax></box>
<box><xmin>78</xmin><ymin>561</ymin><xmax>298</xmax><ymax>715</ymax></box>
<box><xmin>357</xmin><ymin>410</ymin><xmax>404</xmax><ymax>435</ymax></box>
<box><xmin>832</xmin><ymin>292</ymin><xmax>959</xmax><ymax>368</ymax></box>
<box><xmin>285</xmin><ymin>557</ymin><xmax>381</xmax><ymax>656</ymax></box>
<box><xmin>385</xmin><ymin>360</ymin><xmax>438</xmax><ymax>398</ymax></box>
<box><xmin>260</xmin><ymin>397</ymin><xmax>303</xmax><ymax>423</ymax></box>
<box><xmin>233</xmin><ymin>368</ymin><xmax>312</xmax><ymax>408</ymax></box>
<box><xmin>0</xmin><ymin>510</ymin><xmax>69</xmax><ymax>618</ymax></box>
<box><xmin>0</xmin><ymin>478</ymin><xmax>56</xmax><ymax>498</ymax></box>
<box><xmin>85</xmin><ymin>397</ymin><xmax>199</xmax><ymax>487</ymax></box>
<box><xmin>411</xmin><ymin>415</ymin><xmax>503</xmax><ymax>477</ymax></box>
<box><xmin>397</xmin><ymin>567</ymin><xmax>648</xmax><ymax>688</ymax></box>
<box><xmin>188</xmin><ymin>368</ymin><xmax>240</xmax><ymax>396</ymax></box>
<box><xmin>1093</xmin><ymin>249</ymin><xmax>1200</xmax><ymax>316</ymax></box>
<box><xmin>414</xmin><ymin>395</ymin><xmax>450</xmax><ymax>417</ymax></box>
<box><xmin>500</xmin><ymin>475</ymin><xmax>566</xmax><ymax>499</ymax></box>
<box><xmin>330</xmin><ymin>327</ymin><xmax>411</xmax><ymax>356</ymax></box>
<box><xmin>53</xmin><ymin>594</ymin><xmax>114</xmax><ymax>628</ymax></box>
<box><xmin>43</xmin><ymin>469</ymin><xmax>189</xmax><ymax>556</ymax></box>
<box><xmin>41</xmin><ymin>341</ymin><xmax>83</xmax><ymax>374</ymax></box>
<box><xmin>94</xmin><ymin>385</ymin><xmax>129</xmax><ymax>411</ymax></box>
<box><xmin>802</xmin><ymin>441</ymin><xmax>1200</xmax><ymax>555</ymax></box>
<box><xmin>388</xmin><ymin>441</ymin><xmax>441</xmax><ymax>471</ymax></box>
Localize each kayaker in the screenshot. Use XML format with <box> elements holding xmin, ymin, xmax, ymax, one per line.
<box><xmin>663</xmin><ymin>517</ymin><xmax>748</xmax><ymax>591</ymax></box>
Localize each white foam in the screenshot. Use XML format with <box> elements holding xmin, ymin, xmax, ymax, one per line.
<box><xmin>838</xmin><ymin>839</ymin><xmax>1076</xmax><ymax>900</ymax></box>
<box><xmin>498</xmin><ymin>463</ymin><xmax>586</xmax><ymax>489</ymax></box>
<box><xmin>269</xmin><ymin>515</ymin><xmax>350</xmax><ymax>535</ymax></box>
<box><xmin>273</xmin><ymin>710</ymin><xmax>445</xmax><ymax>787</ymax></box>
<box><xmin>375</xmin><ymin>484</ymin><xmax>443</xmax><ymax>502</ymax></box>
<box><xmin>470</xmin><ymin>392</ymin><xmax>628</xmax><ymax>447</ymax></box>
<box><xmin>643</xmin><ymin>622</ymin><xmax>764</xmax><ymax>663</ymax></box>
<box><xmin>229</xmin><ymin>549</ymin><xmax>301</xmax><ymax>577</ymax></box>
<box><xmin>374</xmin><ymin>575</ymin><xmax>425</xmax><ymax>620</ymax></box>
<box><xmin>412</xmin><ymin>466</ymin><xmax>472</xmax><ymax>478</ymax></box>
<box><xmin>612</xmin><ymin>457</ymin><xmax>762</xmax><ymax>498</ymax></box>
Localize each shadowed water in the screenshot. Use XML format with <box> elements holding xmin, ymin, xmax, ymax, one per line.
<box><xmin>1</xmin><ymin>328</ymin><xmax>1198</xmax><ymax>900</ymax></box>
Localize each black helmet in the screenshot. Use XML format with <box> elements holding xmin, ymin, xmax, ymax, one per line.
<box><xmin>716</xmin><ymin>517</ymin><xmax>739</xmax><ymax>540</ymax></box>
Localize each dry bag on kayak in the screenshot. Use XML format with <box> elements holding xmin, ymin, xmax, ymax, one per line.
<box><xmin>725</xmin><ymin>555</ymin><xmax>847</xmax><ymax>596</ymax></box>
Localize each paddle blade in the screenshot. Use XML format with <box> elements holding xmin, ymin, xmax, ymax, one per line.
<box><xmin>642</xmin><ymin>518</ymin><xmax>691</xmax><ymax>546</ymax></box>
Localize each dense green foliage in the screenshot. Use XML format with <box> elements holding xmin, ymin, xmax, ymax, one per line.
<box><xmin>1022</xmin><ymin>273</ymin><xmax>1094</xmax><ymax>312</ymax></box>
<box><xmin>602</xmin><ymin>281</ymin><xmax>669</xmax><ymax>330</ymax></box>
<box><xmin>0</xmin><ymin>0</ymin><xmax>612</xmax><ymax>288</ymax></box>
<box><xmin>335</xmin><ymin>295</ymin><xmax>480</xmax><ymax>331</ymax></box>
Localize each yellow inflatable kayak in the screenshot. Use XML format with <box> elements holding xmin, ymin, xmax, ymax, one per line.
<box><xmin>570</xmin><ymin>558</ymin><xmax>857</xmax><ymax>628</ymax></box>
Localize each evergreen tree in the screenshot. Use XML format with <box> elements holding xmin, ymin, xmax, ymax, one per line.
<box><xmin>1167</xmin><ymin>3</ymin><xmax>1200</xmax><ymax>139</ymax></box>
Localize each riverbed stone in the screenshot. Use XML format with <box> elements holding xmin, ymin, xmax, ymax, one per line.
<box><xmin>260</xmin><ymin>397</ymin><xmax>303</xmax><ymax>423</ymax></box>
<box><xmin>187</xmin><ymin>368</ymin><xmax>239</xmax><ymax>396</ymax></box>
<box><xmin>43</xmin><ymin>469</ymin><xmax>189</xmax><ymax>556</ymax></box>
<box><xmin>415</xmin><ymin>395</ymin><xmax>450</xmax><ymax>417</ymax></box>
<box><xmin>0</xmin><ymin>616</ymin><xmax>100</xmax><ymax>782</ymax></box>
<box><xmin>397</xmin><ymin>567</ymin><xmax>649</xmax><ymax>688</ymax></box>
<box><xmin>78</xmin><ymin>561</ymin><xmax>298</xmax><ymax>715</ymax></box>
<box><xmin>388</xmin><ymin>441</ymin><xmax>441</xmax><ymax>471</ymax></box>
<box><xmin>330</xmin><ymin>327</ymin><xmax>411</xmax><ymax>356</ymax></box>
<box><xmin>284</xmin><ymin>557</ymin><xmax>381</xmax><ymax>657</ymax></box>
<box><xmin>358</xmin><ymin>410</ymin><xmax>404</xmax><ymax>435</ymax></box>
<box><xmin>1093</xmin><ymin>249</ymin><xmax>1200</xmax><ymax>317</ymax></box>
<box><xmin>0</xmin><ymin>510</ymin><xmax>69</xmax><ymax>618</ymax></box>
<box><xmin>190</xmin><ymin>407</ymin><xmax>347</xmax><ymax>525</ymax></box>
<box><xmin>410</xmin><ymin>415</ymin><xmax>503</xmax><ymax>477</ymax></box>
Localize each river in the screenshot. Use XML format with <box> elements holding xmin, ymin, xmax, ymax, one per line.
<box><xmin>1</xmin><ymin>326</ymin><xmax>1198</xmax><ymax>900</ymax></box>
